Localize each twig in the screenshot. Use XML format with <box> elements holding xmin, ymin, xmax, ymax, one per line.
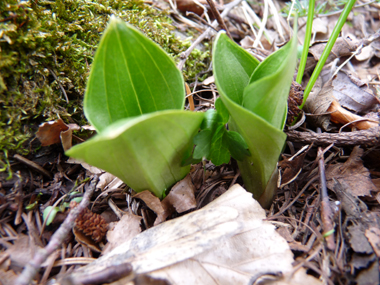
<box><xmin>206</xmin><ymin>0</ymin><xmax>232</xmax><ymax>39</ymax></box>
<box><xmin>285</xmin><ymin>127</ymin><xmax>380</xmax><ymax>146</ymax></box>
<box><xmin>15</xmin><ymin>175</ymin><xmax>99</xmax><ymax>285</ymax></box>
<box><xmin>177</xmin><ymin>0</ymin><xmax>243</xmax><ymax>71</ymax></box>
<box><xmin>317</xmin><ymin>129</ymin><xmax>335</xmax><ymax>251</ymax></box>
<box><xmin>14</xmin><ymin>154</ymin><xmax>52</xmax><ymax>179</ymax></box>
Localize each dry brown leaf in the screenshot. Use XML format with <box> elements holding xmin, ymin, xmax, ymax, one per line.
<box><xmin>329</xmin><ymin>72</ymin><xmax>379</xmax><ymax>113</ymax></box>
<box><xmin>163</xmin><ymin>175</ymin><xmax>196</xmax><ymax>214</ymax></box>
<box><xmin>103</xmin><ymin>212</ymin><xmax>142</xmax><ymax>255</ymax></box>
<box><xmin>155</xmin><ymin>174</ymin><xmax>197</xmax><ymax>225</ymax></box>
<box><xmin>365</xmin><ymin>227</ymin><xmax>380</xmax><ymax>258</ymax></box>
<box><xmin>305</xmin><ymin>76</ymin><xmax>334</xmax><ymax>130</ymax></box>
<box><xmin>73</xmin><ymin>227</ymin><xmax>102</xmax><ymax>253</ymax></box>
<box><xmin>133</xmin><ymin>191</ymin><xmax>165</xmax><ymax>218</ymax></box>
<box><xmin>36</xmin><ymin>118</ymin><xmax>69</xmax><ymax>146</ymax></box>
<box><xmin>328</xmin><ymin>100</ymin><xmax>378</xmax><ymax>130</ymax></box>
<box><xmin>326</xmin><ymin>146</ymin><xmax>377</xmax><ymax>197</ymax></box>
<box><xmin>306</xmin><ymin>37</ymin><xmax>358</xmax><ymax>71</ymax></box>
<box><xmin>0</xmin><ymin>269</ymin><xmax>18</xmax><ymax>285</ymax></box>
<box><xmin>68</xmin><ymin>185</ymin><xmax>321</xmax><ymax>285</ymax></box>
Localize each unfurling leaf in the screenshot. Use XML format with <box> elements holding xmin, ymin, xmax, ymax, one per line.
<box><xmin>213</xmin><ymin>25</ymin><xmax>298</xmax><ymax>207</ymax></box>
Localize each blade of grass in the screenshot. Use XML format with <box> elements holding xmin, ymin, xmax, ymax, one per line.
<box><xmin>296</xmin><ymin>0</ymin><xmax>315</xmax><ymax>84</ymax></box>
<box><xmin>300</xmin><ymin>0</ymin><xmax>357</xmax><ymax>110</ymax></box>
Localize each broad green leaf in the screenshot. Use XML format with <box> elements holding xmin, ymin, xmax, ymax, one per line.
<box><xmin>213</xmin><ymin>30</ymin><xmax>297</xmax><ymax>206</ymax></box>
<box><xmin>242</xmin><ymin>34</ymin><xmax>298</xmax><ymax>129</ymax></box>
<box><xmin>66</xmin><ymin>110</ymin><xmax>204</xmax><ymax>199</ymax></box>
<box><xmin>211</xmin><ymin>34</ymin><xmax>259</xmax><ymax>105</ymax></box>
<box><xmin>209</xmin><ymin>125</ymin><xmax>230</xmax><ymax>165</ymax></box>
<box><xmin>224</xmin><ymin>131</ymin><xmax>250</xmax><ymax>161</ymax></box>
<box><xmin>84</xmin><ymin>17</ymin><xmax>185</xmax><ymax>132</ymax></box>
<box><xmin>193</xmin><ymin>129</ymin><xmax>212</xmax><ymax>159</ymax></box>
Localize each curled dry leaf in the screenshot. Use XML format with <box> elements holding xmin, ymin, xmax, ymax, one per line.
<box><xmin>68</xmin><ymin>185</ymin><xmax>321</xmax><ymax>285</ymax></box>
<box><xmin>36</xmin><ymin>118</ymin><xmax>81</xmax><ymax>151</ymax></box>
<box><xmin>328</xmin><ymin>100</ymin><xmax>378</xmax><ymax>130</ymax></box>
<box><xmin>36</xmin><ymin>119</ymin><xmax>69</xmax><ymax>146</ymax></box>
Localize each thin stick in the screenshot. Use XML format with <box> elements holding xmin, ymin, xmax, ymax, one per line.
<box><xmin>206</xmin><ymin>0</ymin><xmax>232</xmax><ymax>39</ymax></box>
<box><xmin>15</xmin><ymin>175</ymin><xmax>99</xmax><ymax>285</ymax></box>
<box><xmin>317</xmin><ymin>129</ymin><xmax>336</xmax><ymax>251</ymax></box>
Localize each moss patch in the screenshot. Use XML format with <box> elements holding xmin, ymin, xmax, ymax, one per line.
<box><xmin>0</xmin><ymin>0</ymin><xmax>210</xmax><ymax>158</ymax></box>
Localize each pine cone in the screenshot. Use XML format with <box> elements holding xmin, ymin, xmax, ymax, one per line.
<box><xmin>72</xmin><ymin>202</ymin><xmax>108</xmax><ymax>243</ymax></box>
<box><xmin>287</xmin><ymin>81</ymin><xmax>304</xmax><ymax>124</ymax></box>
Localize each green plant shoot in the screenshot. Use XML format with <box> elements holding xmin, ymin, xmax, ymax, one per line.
<box><xmin>213</xmin><ymin>26</ymin><xmax>298</xmax><ymax>208</ymax></box>
<box><xmin>66</xmin><ymin>17</ymin><xmax>204</xmax><ymax>199</ymax></box>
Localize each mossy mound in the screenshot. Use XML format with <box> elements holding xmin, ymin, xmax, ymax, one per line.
<box><xmin>0</xmin><ymin>0</ymin><xmax>210</xmax><ymax>160</ymax></box>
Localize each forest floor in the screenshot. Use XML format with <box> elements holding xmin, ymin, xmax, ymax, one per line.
<box><xmin>1</xmin><ymin>0</ymin><xmax>380</xmax><ymax>284</ymax></box>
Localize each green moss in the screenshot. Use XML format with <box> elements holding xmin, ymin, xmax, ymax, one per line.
<box><xmin>0</xmin><ymin>0</ymin><xmax>210</xmax><ymax>159</ymax></box>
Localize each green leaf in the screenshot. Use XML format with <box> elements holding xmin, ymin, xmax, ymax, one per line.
<box><xmin>215</xmin><ymin>97</ymin><xmax>229</xmax><ymax>124</ymax></box>
<box><xmin>224</xmin><ymin>131</ymin><xmax>250</xmax><ymax>161</ymax></box>
<box><xmin>211</xmin><ymin>34</ymin><xmax>259</xmax><ymax>105</ymax></box>
<box><xmin>84</xmin><ymin>17</ymin><xmax>185</xmax><ymax>132</ymax></box>
<box><xmin>213</xmin><ymin>30</ymin><xmax>297</xmax><ymax>206</ymax></box>
<box><xmin>209</xmin><ymin>125</ymin><xmax>230</xmax><ymax>165</ymax></box>
<box><xmin>193</xmin><ymin>129</ymin><xmax>212</xmax><ymax>159</ymax></box>
<box><xmin>242</xmin><ymin>34</ymin><xmax>298</xmax><ymax>129</ymax></box>
<box><xmin>43</xmin><ymin>206</ymin><xmax>60</xmax><ymax>226</ymax></box>
<box><xmin>66</xmin><ymin>110</ymin><xmax>204</xmax><ymax>199</ymax></box>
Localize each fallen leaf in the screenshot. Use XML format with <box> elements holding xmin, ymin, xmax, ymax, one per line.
<box><xmin>365</xmin><ymin>227</ymin><xmax>380</xmax><ymax>258</ymax></box>
<box><xmin>347</xmin><ymin>224</ymin><xmax>373</xmax><ymax>254</ymax></box>
<box><xmin>326</xmin><ymin>146</ymin><xmax>377</xmax><ymax>197</ymax></box>
<box><xmin>305</xmin><ymin>76</ymin><xmax>334</xmax><ymax>130</ymax></box>
<box><xmin>68</xmin><ymin>185</ymin><xmax>321</xmax><ymax>284</ymax></box>
<box><xmin>329</xmin><ymin>71</ymin><xmax>379</xmax><ymax>113</ymax></box>
<box><xmin>327</xmin><ymin>100</ymin><xmax>378</xmax><ymax>130</ymax></box>
<box><xmin>133</xmin><ymin>191</ymin><xmax>165</xmax><ymax>218</ymax></box>
<box><xmin>73</xmin><ymin>227</ymin><xmax>102</xmax><ymax>253</ymax></box>
<box><xmin>102</xmin><ymin>212</ymin><xmax>142</xmax><ymax>255</ymax></box>
<box><xmin>154</xmin><ymin>174</ymin><xmax>197</xmax><ymax>225</ymax></box>
<box><xmin>36</xmin><ymin>119</ymin><xmax>69</xmax><ymax>146</ymax></box>
<box><xmin>0</xmin><ymin>269</ymin><xmax>18</xmax><ymax>285</ymax></box>
<box><xmin>307</xmin><ymin>37</ymin><xmax>358</xmax><ymax>71</ymax></box>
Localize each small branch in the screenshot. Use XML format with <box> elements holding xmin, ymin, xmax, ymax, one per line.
<box><xmin>15</xmin><ymin>175</ymin><xmax>99</xmax><ymax>285</ymax></box>
<box><xmin>317</xmin><ymin>129</ymin><xmax>335</xmax><ymax>251</ymax></box>
<box><xmin>285</xmin><ymin>127</ymin><xmax>380</xmax><ymax>146</ymax></box>
<box><xmin>206</xmin><ymin>0</ymin><xmax>232</xmax><ymax>39</ymax></box>
<box><xmin>14</xmin><ymin>154</ymin><xmax>52</xmax><ymax>179</ymax></box>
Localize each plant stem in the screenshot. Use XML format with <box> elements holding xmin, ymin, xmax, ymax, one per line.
<box><xmin>296</xmin><ymin>0</ymin><xmax>315</xmax><ymax>84</ymax></box>
<box><xmin>299</xmin><ymin>0</ymin><xmax>357</xmax><ymax>110</ymax></box>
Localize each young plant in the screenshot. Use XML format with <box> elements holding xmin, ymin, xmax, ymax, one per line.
<box><xmin>66</xmin><ymin>17</ymin><xmax>204</xmax><ymax>199</ymax></box>
<box><xmin>212</xmin><ymin>27</ymin><xmax>298</xmax><ymax>208</ymax></box>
